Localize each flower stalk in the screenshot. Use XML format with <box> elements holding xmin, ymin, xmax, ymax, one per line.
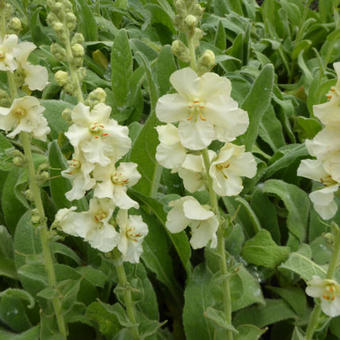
<box><xmin>305</xmin><ymin>226</ymin><xmax>340</xmax><ymax>340</ymax></box>
<box><xmin>20</xmin><ymin>132</ymin><xmax>67</xmax><ymax>339</ymax></box>
<box><xmin>113</xmin><ymin>255</ymin><xmax>139</xmax><ymax>340</ymax></box>
<box><xmin>202</xmin><ymin>149</ymin><xmax>233</xmax><ymax>340</ymax></box>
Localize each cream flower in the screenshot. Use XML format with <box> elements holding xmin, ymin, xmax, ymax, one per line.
<box><xmin>0</xmin><ymin>96</ymin><xmax>50</xmax><ymax>140</ymax></box>
<box><xmin>313</xmin><ymin>62</ymin><xmax>340</xmax><ymax>126</ymax></box>
<box><xmin>309</xmin><ymin>185</ymin><xmax>339</xmax><ymax>220</ymax></box>
<box><xmin>155</xmin><ymin>124</ymin><xmax>187</xmax><ymax>170</ymax></box>
<box><xmin>177</xmin><ymin>150</ymin><xmax>216</xmax><ymax>193</ymax></box>
<box><xmin>166</xmin><ymin>196</ymin><xmax>218</xmax><ymax>249</ymax></box>
<box><xmin>61</xmin><ymin>150</ymin><xmax>95</xmax><ymax>201</ymax></box>
<box><xmin>55</xmin><ymin>198</ymin><xmax>118</xmax><ymax>253</ymax></box>
<box><xmin>306</xmin><ymin>276</ymin><xmax>340</xmax><ymax>317</ymax></box>
<box><xmin>65</xmin><ymin>103</ymin><xmax>131</xmax><ymax>166</ymax></box>
<box><xmin>93</xmin><ymin>162</ymin><xmax>141</xmax><ymax>209</ymax></box>
<box><xmin>305</xmin><ymin>127</ymin><xmax>340</xmax><ymax>183</ymax></box>
<box><xmin>156</xmin><ymin>67</ymin><xmax>249</xmax><ymax>150</ymax></box>
<box><xmin>14</xmin><ymin>41</ymin><xmax>48</xmax><ymax>91</ymax></box>
<box><xmin>209</xmin><ymin>143</ymin><xmax>257</xmax><ymax>196</ymax></box>
<box><xmin>0</xmin><ymin>34</ymin><xmax>18</xmax><ymax>71</ymax></box>
<box><xmin>116</xmin><ymin>209</ymin><xmax>148</xmax><ymax>263</ymax></box>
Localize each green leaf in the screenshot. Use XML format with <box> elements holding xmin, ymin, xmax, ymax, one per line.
<box><xmin>86</xmin><ymin>301</ymin><xmax>123</xmax><ymax>336</ymax></box>
<box><xmin>266</xmin><ymin>286</ymin><xmax>306</xmax><ymax>317</ymax></box>
<box><xmin>0</xmin><ymin>289</ymin><xmax>34</xmax><ymax>309</ymax></box>
<box><xmin>183</xmin><ymin>265</ymin><xmax>215</xmax><ymax>340</ymax></box>
<box><xmin>215</xmin><ymin>20</ymin><xmax>226</xmax><ymax>50</ymax></box>
<box><xmin>48</xmin><ymin>141</ymin><xmax>87</xmax><ymax>210</ymax></box>
<box><xmin>240</xmin><ymin>64</ymin><xmax>274</xmax><ymax>151</ymax></box>
<box><xmin>41</xmin><ymin>100</ymin><xmax>72</xmax><ymax>140</ymax></box>
<box><xmin>279</xmin><ymin>247</ymin><xmax>327</xmax><ymax>281</ymax></box>
<box><xmin>1</xmin><ymin>168</ymin><xmax>26</xmax><ymax>233</ymax></box>
<box><xmin>230</xmin><ymin>265</ymin><xmax>265</xmax><ymax>311</ymax></box>
<box><xmin>129</xmin><ymin>52</ymin><xmax>161</xmax><ymax>198</ymax></box>
<box><xmin>291</xmin><ymin>327</ymin><xmax>305</xmax><ymax>340</ymax></box>
<box><xmin>0</xmin><ymin>326</ymin><xmax>40</xmax><ymax>340</ymax></box>
<box><xmin>263</xmin><ymin>144</ymin><xmax>309</xmax><ymax>179</ymax></box>
<box><xmin>241</xmin><ymin>230</ymin><xmax>290</xmax><ymax>268</ymax></box>
<box><xmin>76</xmin><ymin>0</ymin><xmax>98</xmax><ymax>41</ymax></box>
<box><xmin>263</xmin><ymin>179</ymin><xmax>310</xmax><ymax>246</ymax></box>
<box><xmin>155</xmin><ymin>46</ymin><xmax>177</xmax><ymax>96</ymax></box>
<box><xmin>234</xmin><ymin>299</ymin><xmax>297</xmax><ymax>328</ymax></box>
<box><xmin>77</xmin><ymin>266</ymin><xmax>107</xmax><ymax>288</ymax></box>
<box><xmin>111</xmin><ymin>29</ymin><xmax>133</xmax><ymax>111</ymax></box>
<box><xmin>204</xmin><ymin>307</ymin><xmax>237</xmax><ymax>332</ymax></box>
<box><xmin>0</xmin><ymin>225</ymin><xmax>13</xmax><ymax>258</ymax></box>
<box><xmin>0</xmin><ymin>296</ymin><xmax>32</xmax><ymax>332</ymax></box>
<box><xmin>234</xmin><ymin>324</ymin><xmax>266</xmax><ymax>340</ymax></box>
<box><xmin>0</xmin><ymin>257</ymin><xmax>17</xmax><ymax>279</ymax></box>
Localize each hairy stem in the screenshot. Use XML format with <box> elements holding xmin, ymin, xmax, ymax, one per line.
<box><xmin>114</xmin><ymin>258</ymin><xmax>139</xmax><ymax>339</ymax></box>
<box><xmin>20</xmin><ymin>132</ymin><xmax>67</xmax><ymax>339</ymax></box>
<box><xmin>202</xmin><ymin>149</ymin><xmax>233</xmax><ymax>340</ymax></box>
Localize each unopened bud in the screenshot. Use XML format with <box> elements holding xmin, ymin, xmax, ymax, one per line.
<box><xmin>24</xmin><ymin>189</ymin><xmax>34</xmax><ymax>202</ymax></box>
<box><xmin>55</xmin><ymin>70</ymin><xmax>69</xmax><ymax>86</ymax></box>
<box><xmin>72</xmin><ymin>43</ymin><xmax>84</xmax><ymax>57</ymax></box>
<box><xmin>38</xmin><ymin>171</ymin><xmax>50</xmax><ymax>184</ymax></box>
<box><xmin>192</xmin><ymin>4</ymin><xmax>204</xmax><ymax>17</ymax></box>
<box><xmin>184</xmin><ymin>14</ymin><xmax>198</xmax><ymax>27</ymax></box>
<box><xmin>198</xmin><ymin>50</ymin><xmax>215</xmax><ymax>68</ymax></box>
<box><xmin>62</xmin><ymin>108</ymin><xmax>72</xmax><ymax>122</ymax></box>
<box><xmin>13</xmin><ymin>156</ymin><xmax>24</xmax><ymax>166</ymax></box>
<box><xmin>50</xmin><ymin>43</ymin><xmax>66</xmax><ymax>61</ymax></box>
<box><xmin>31</xmin><ymin>209</ymin><xmax>41</xmax><ymax>225</ymax></box>
<box><xmin>171</xmin><ymin>40</ymin><xmax>190</xmax><ymax>62</ymax></box>
<box><xmin>86</xmin><ymin>88</ymin><xmax>107</xmax><ymax>107</ymax></box>
<box><xmin>8</xmin><ymin>17</ymin><xmax>22</xmax><ymax>33</ymax></box>
<box><xmin>66</xmin><ymin>12</ymin><xmax>77</xmax><ymax>30</ymax></box>
<box><xmin>71</xmin><ymin>33</ymin><xmax>85</xmax><ymax>45</ymax></box>
<box><xmin>53</xmin><ymin>22</ymin><xmax>64</xmax><ymax>33</ymax></box>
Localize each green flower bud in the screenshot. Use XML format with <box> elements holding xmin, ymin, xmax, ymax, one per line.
<box><xmin>13</xmin><ymin>156</ymin><xmax>24</xmax><ymax>167</ymax></box>
<box><xmin>55</xmin><ymin>70</ymin><xmax>69</xmax><ymax>86</ymax></box>
<box><xmin>171</xmin><ymin>40</ymin><xmax>190</xmax><ymax>62</ymax></box>
<box><xmin>66</xmin><ymin>12</ymin><xmax>77</xmax><ymax>31</ymax></box>
<box><xmin>71</xmin><ymin>33</ymin><xmax>85</xmax><ymax>45</ymax></box>
<box><xmin>46</xmin><ymin>12</ymin><xmax>59</xmax><ymax>27</ymax></box>
<box><xmin>72</xmin><ymin>43</ymin><xmax>84</xmax><ymax>57</ymax></box>
<box><xmin>31</xmin><ymin>209</ymin><xmax>41</xmax><ymax>225</ymax></box>
<box><xmin>61</xmin><ymin>108</ymin><xmax>72</xmax><ymax>122</ymax></box>
<box><xmin>184</xmin><ymin>14</ymin><xmax>197</xmax><ymax>27</ymax></box>
<box><xmin>192</xmin><ymin>4</ymin><xmax>204</xmax><ymax>17</ymax></box>
<box><xmin>38</xmin><ymin>171</ymin><xmax>50</xmax><ymax>184</ymax></box>
<box><xmin>53</xmin><ymin>22</ymin><xmax>64</xmax><ymax>33</ymax></box>
<box><xmin>24</xmin><ymin>189</ymin><xmax>34</xmax><ymax>202</ymax></box>
<box><xmin>0</xmin><ymin>89</ymin><xmax>10</xmax><ymax>107</ymax></box>
<box><xmin>8</xmin><ymin>17</ymin><xmax>22</xmax><ymax>33</ymax></box>
<box><xmin>197</xmin><ymin>49</ymin><xmax>215</xmax><ymax>74</ymax></box>
<box><xmin>86</xmin><ymin>87</ymin><xmax>107</xmax><ymax>107</ymax></box>
<box><xmin>72</xmin><ymin>56</ymin><xmax>83</xmax><ymax>68</ymax></box>
<box><xmin>50</xmin><ymin>43</ymin><xmax>66</xmax><ymax>61</ymax></box>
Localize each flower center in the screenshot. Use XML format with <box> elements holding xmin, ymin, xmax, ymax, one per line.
<box><xmin>0</xmin><ymin>50</ymin><xmax>5</xmax><ymax>61</ymax></box>
<box><xmin>126</xmin><ymin>227</ymin><xmax>141</xmax><ymax>242</ymax></box>
<box><xmin>323</xmin><ymin>283</ymin><xmax>336</xmax><ymax>301</ymax></box>
<box><xmin>94</xmin><ymin>209</ymin><xmax>108</xmax><ymax>223</ymax></box>
<box><xmin>327</xmin><ymin>86</ymin><xmax>340</xmax><ymax>100</ymax></box>
<box><xmin>187</xmin><ymin>99</ymin><xmax>206</xmax><ymax>121</ymax></box>
<box><xmin>89</xmin><ymin>122</ymin><xmax>108</xmax><ymax>139</ymax></box>
<box><xmin>321</xmin><ymin>175</ymin><xmax>337</xmax><ymax>187</ymax></box>
<box><xmin>111</xmin><ymin>172</ymin><xmax>128</xmax><ymax>185</ymax></box>
<box><xmin>12</xmin><ymin>107</ymin><xmax>27</xmax><ymax>119</ymax></box>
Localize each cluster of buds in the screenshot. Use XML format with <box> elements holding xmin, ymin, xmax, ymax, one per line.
<box><xmin>53</xmin><ymin>91</ymin><xmax>148</xmax><ymax>262</ymax></box>
<box><xmin>155</xmin><ymin>67</ymin><xmax>256</xmax><ymax>248</ymax></box>
<box><xmin>172</xmin><ymin>0</ymin><xmax>215</xmax><ymax>74</ymax></box>
<box><xmin>46</xmin><ymin>0</ymin><xmax>86</xmax><ymax>96</ymax></box>
<box><xmin>298</xmin><ymin>62</ymin><xmax>340</xmax><ymax>220</ymax></box>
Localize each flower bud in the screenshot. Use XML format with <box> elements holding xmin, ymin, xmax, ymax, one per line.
<box><xmin>0</xmin><ymin>89</ymin><xmax>10</xmax><ymax>107</ymax></box>
<box><xmin>66</xmin><ymin>12</ymin><xmax>77</xmax><ymax>31</ymax></box>
<box><xmin>198</xmin><ymin>49</ymin><xmax>215</xmax><ymax>72</ymax></box>
<box><xmin>8</xmin><ymin>17</ymin><xmax>22</xmax><ymax>33</ymax></box>
<box><xmin>62</xmin><ymin>108</ymin><xmax>72</xmax><ymax>122</ymax></box>
<box><xmin>50</xmin><ymin>43</ymin><xmax>66</xmax><ymax>61</ymax></box>
<box><xmin>55</xmin><ymin>70</ymin><xmax>69</xmax><ymax>86</ymax></box>
<box><xmin>171</xmin><ymin>40</ymin><xmax>190</xmax><ymax>63</ymax></box>
<box><xmin>38</xmin><ymin>171</ymin><xmax>50</xmax><ymax>184</ymax></box>
<box><xmin>86</xmin><ymin>87</ymin><xmax>107</xmax><ymax>107</ymax></box>
<box><xmin>184</xmin><ymin>14</ymin><xmax>198</xmax><ymax>27</ymax></box>
<box><xmin>24</xmin><ymin>189</ymin><xmax>34</xmax><ymax>202</ymax></box>
<box><xmin>72</xmin><ymin>43</ymin><xmax>84</xmax><ymax>57</ymax></box>
<box><xmin>13</xmin><ymin>156</ymin><xmax>24</xmax><ymax>167</ymax></box>
<box><xmin>53</xmin><ymin>22</ymin><xmax>64</xmax><ymax>33</ymax></box>
<box><xmin>31</xmin><ymin>209</ymin><xmax>41</xmax><ymax>225</ymax></box>
<box><xmin>192</xmin><ymin>4</ymin><xmax>204</xmax><ymax>17</ymax></box>
<box><xmin>71</xmin><ymin>33</ymin><xmax>85</xmax><ymax>45</ymax></box>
